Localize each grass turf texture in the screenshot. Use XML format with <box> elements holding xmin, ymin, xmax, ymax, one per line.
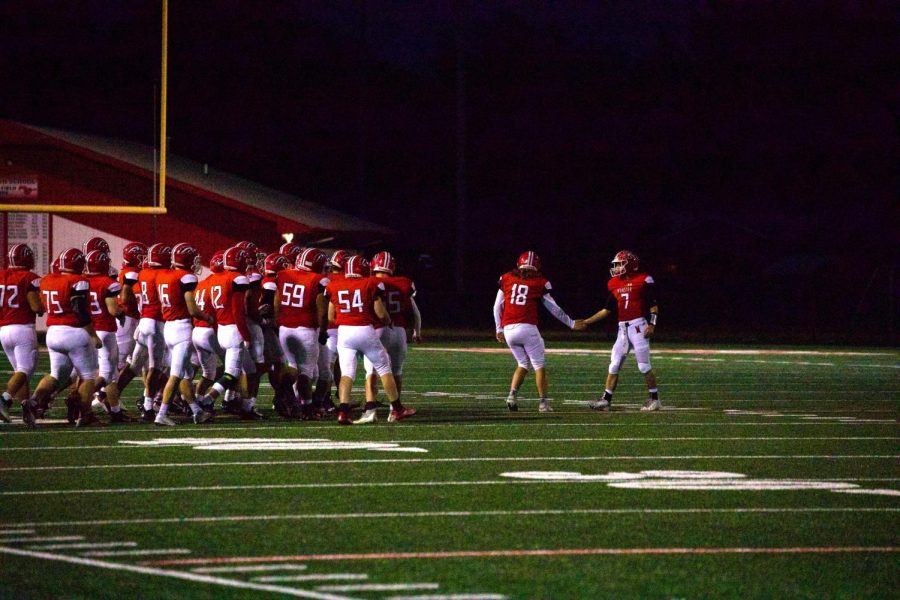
<box><xmin>0</xmin><ymin>342</ymin><xmax>897</xmax><ymax>599</ymax></box>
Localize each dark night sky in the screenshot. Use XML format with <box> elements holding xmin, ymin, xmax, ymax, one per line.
<box><xmin>2</xmin><ymin>1</ymin><xmax>898</xmax><ymax>338</ymax></box>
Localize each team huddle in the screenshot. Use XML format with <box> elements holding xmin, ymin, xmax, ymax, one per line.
<box><xmin>0</xmin><ymin>241</ymin><xmax>659</xmax><ymax>428</ymax></box>
<box><xmin>0</xmin><ymin>238</ymin><xmax>420</xmax><ymax>427</ymax></box>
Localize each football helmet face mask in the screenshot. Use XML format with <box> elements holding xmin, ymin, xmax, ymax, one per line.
<box><xmin>210</xmin><ymin>251</ymin><xmax>225</xmax><ymax>273</ymax></box>
<box><xmin>85</xmin><ymin>250</ymin><xmax>111</xmax><ymax>276</ymax></box>
<box><xmin>147</xmin><ymin>243</ymin><xmax>172</xmax><ymax>269</ymax></box>
<box><xmin>279</xmin><ymin>242</ymin><xmax>302</xmax><ymax>262</ymax></box>
<box><xmin>172</xmin><ymin>243</ymin><xmax>201</xmax><ymax>274</ymax></box>
<box><xmin>344</xmin><ymin>255</ymin><xmax>370</xmax><ymax>278</ymax></box>
<box><xmin>7</xmin><ymin>244</ymin><xmax>35</xmax><ymax>270</ymax></box>
<box><xmin>296</xmin><ymin>248</ymin><xmax>327</xmax><ymax>273</ymax></box>
<box><xmin>83</xmin><ymin>236</ymin><xmax>110</xmax><ymax>255</ymax></box>
<box><xmin>235</xmin><ymin>241</ymin><xmax>265</xmax><ymax>271</ymax></box>
<box><xmin>329</xmin><ymin>249</ymin><xmax>352</xmax><ymax>271</ymax></box>
<box><xmin>223</xmin><ymin>247</ymin><xmax>250</xmax><ymax>273</ymax></box>
<box><xmin>610</xmin><ymin>250</ymin><xmax>639</xmax><ymax>277</ymax></box>
<box><xmin>371</xmin><ymin>251</ymin><xmax>396</xmax><ymax>275</ymax></box>
<box><xmin>264</xmin><ymin>252</ymin><xmax>290</xmax><ymax>275</ymax></box>
<box><xmin>122</xmin><ymin>242</ymin><xmax>147</xmax><ymax>269</ymax></box>
<box><xmin>58</xmin><ymin>248</ymin><xmax>86</xmax><ymax>275</ymax></box>
<box><xmin>516</xmin><ymin>251</ymin><xmax>541</xmax><ymax>272</ymax></box>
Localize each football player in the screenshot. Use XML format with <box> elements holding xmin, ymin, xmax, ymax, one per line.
<box><xmin>580</xmin><ymin>250</ymin><xmax>661</xmax><ymax>411</ymax></box>
<box><xmin>153</xmin><ymin>243</ymin><xmax>214</xmax><ymax>426</ymax></box>
<box><xmin>362</xmin><ymin>251</ymin><xmax>422</xmax><ymax>408</ymax></box>
<box><xmin>197</xmin><ymin>246</ymin><xmax>258</xmax><ymax>417</ymax></box>
<box><xmin>313</xmin><ymin>249</ymin><xmax>352</xmax><ymax>413</ymax></box>
<box><xmin>116</xmin><ymin>242</ymin><xmax>146</xmax><ymax>370</ymax></box>
<box><xmin>83</xmin><ymin>236</ymin><xmax>111</xmax><ymax>256</ymax></box>
<box><xmin>260</xmin><ymin>252</ymin><xmax>290</xmax><ymax>416</ymax></box>
<box><xmin>493</xmin><ymin>251</ymin><xmax>581</xmax><ymax>412</ymax></box>
<box><xmin>274</xmin><ymin>248</ymin><xmax>329</xmax><ymax>418</ymax></box>
<box><xmin>27</xmin><ymin>248</ymin><xmax>102</xmax><ymax>427</ymax></box>
<box><xmin>84</xmin><ymin>250</ymin><xmax>131</xmax><ymax>422</ymax></box>
<box><xmin>192</xmin><ymin>250</ymin><xmax>225</xmax><ymax>397</ymax></box>
<box><xmin>125</xmin><ymin>243</ymin><xmax>171</xmax><ymax>421</ymax></box>
<box><xmin>325</xmin><ymin>255</ymin><xmax>416</xmax><ymax>425</ymax></box>
<box><xmin>236</xmin><ymin>241</ymin><xmax>266</xmax><ymax>415</ymax></box>
<box><xmin>0</xmin><ymin>244</ymin><xmax>44</xmax><ymax>422</ymax></box>
<box><xmin>279</xmin><ymin>242</ymin><xmax>302</xmax><ymax>264</ymax></box>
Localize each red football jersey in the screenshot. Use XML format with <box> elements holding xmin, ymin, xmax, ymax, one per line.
<box><xmin>326</xmin><ymin>276</ymin><xmax>385</xmax><ymax>327</ymax></box>
<box><xmin>607</xmin><ymin>272</ymin><xmax>655</xmax><ymax>322</ymax></box>
<box><xmin>117</xmin><ymin>266</ymin><xmax>141</xmax><ymax>319</ymax></box>
<box><xmin>157</xmin><ymin>268</ymin><xmax>199</xmax><ymax>322</ymax></box>
<box><xmin>276</xmin><ymin>270</ymin><xmax>329</xmax><ymax>329</ymax></box>
<box><xmin>376</xmin><ymin>275</ymin><xmax>416</xmax><ymax>329</ymax></box>
<box><xmin>193</xmin><ymin>274</ymin><xmax>215</xmax><ymax>328</ymax></box>
<box><xmin>137</xmin><ymin>268</ymin><xmax>163</xmax><ymax>320</ymax></box>
<box><xmin>206</xmin><ymin>271</ymin><xmax>250</xmax><ymax>327</ymax></box>
<box><xmin>40</xmin><ymin>273</ymin><xmax>90</xmax><ymax>327</ymax></box>
<box><xmin>498</xmin><ymin>271</ymin><xmax>552</xmax><ymax>327</ymax></box>
<box><xmin>87</xmin><ymin>274</ymin><xmax>122</xmax><ymax>332</ymax></box>
<box><xmin>0</xmin><ymin>269</ymin><xmax>41</xmax><ymax>326</ymax></box>
<box><xmin>326</xmin><ymin>271</ymin><xmax>344</xmax><ymax>329</ymax></box>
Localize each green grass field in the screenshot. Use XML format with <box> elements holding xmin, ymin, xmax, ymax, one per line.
<box><xmin>1</xmin><ymin>342</ymin><xmax>898</xmax><ymax>599</ymax></box>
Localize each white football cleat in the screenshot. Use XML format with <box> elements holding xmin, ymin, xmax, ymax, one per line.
<box><xmin>641</xmin><ymin>399</ymin><xmax>662</xmax><ymax>412</ymax></box>
<box><xmin>538</xmin><ymin>399</ymin><xmax>552</xmax><ymax>412</ymax></box>
<box><xmin>353</xmin><ymin>409</ymin><xmax>377</xmax><ymax>424</ymax></box>
<box><xmin>589</xmin><ymin>398</ymin><xmax>610</xmax><ymax>411</ymax></box>
<box><xmin>506</xmin><ymin>397</ymin><xmax>518</xmax><ymax>412</ymax></box>
<box><xmin>154</xmin><ymin>415</ymin><xmax>177</xmax><ymax>427</ymax></box>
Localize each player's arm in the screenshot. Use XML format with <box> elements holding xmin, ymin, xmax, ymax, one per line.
<box><xmin>541</xmin><ymin>293</ymin><xmax>576</xmax><ymax>329</ymax></box>
<box><xmin>260</xmin><ymin>281</ymin><xmax>277</xmax><ymax>320</ymax></box>
<box><xmin>410</xmin><ymin>296</ymin><xmax>422</xmax><ymax>343</ymax></box>
<box><xmin>103</xmin><ymin>282</ymin><xmax>124</xmax><ymax>324</ymax></box>
<box><xmin>582</xmin><ymin>294</ymin><xmax>616</xmax><ymax>326</ymax></box>
<box><xmin>70</xmin><ymin>282</ymin><xmax>102</xmax><ymax>348</ymax></box>
<box><xmin>27</xmin><ymin>278</ymin><xmax>45</xmax><ymax>315</ymax></box>
<box><xmin>493</xmin><ymin>289</ymin><xmax>505</xmax><ymax>343</ymax></box>
<box><xmin>645</xmin><ymin>282</ymin><xmax>658</xmax><ymax>338</ymax></box>
<box><xmin>119</xmin><ymin>271</ymin><xmax>138</xmax><ymax>308</ymax></box>
<box><xmin>273</xmin><ymin>281</ymin><xmax>283</xmax><ymax>322</ymax></box>
<box><xmin>231</xmin><ymin>278</ymin><xmax>251</xmax><ymax>342</ymax></box>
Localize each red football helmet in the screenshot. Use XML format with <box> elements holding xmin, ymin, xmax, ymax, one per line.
<box><xmin>7</xmin><ymin>244</ymin><xmax>35</xmax><ymax>270</ymax></box>
<box><xmin>122</xmin><ymin>242</ymin><xmax>147</xmax><ymax>269</ymax></box>
<box><xmin>296</xmin><ymin>248</ymin><xmax>327</xmax><ymax>273</ymax></box>
<box><xmin>330</xmin><ymin>249</ymin><xmax>352</xmax><ymax>271</ymax></box>
<box><xmin>57</xmin><ymin>248</ymin><xmax>86</xmax><ymax>274</ymax></box>
<box><xmin>85</xmin><ymin>250</ymin><xmax>111</xmax><ymax>276</ymax></box>
<box><xmin>210</xmin><ymin>250</ymin><xmax>225</xmax><ymax>273</ymax></box>
<box><xmin>279</xmin><ymin>242</ymin><xmax>302</xmax><ymax>262</ymax></box>
<box><xmin>344</xmin><ymin>255</ymin><xmax>370</xmax><ymax>278</ymax></box>
<box><xmin>83</xmin><ymin>236</ymin><xmax>110</xmax><ymax>255</ymax></box>
<box><xmin>517</xmin><ymin>251</ymin><xmax>541</xmax><ymax>272</ymax></box>
<box><xmin>235</xmin><ymin>240</ymin><xmax>265</xmax><ymax>269</ymax></box>
<box><xmin>147</xmin><ymin>243</ymin><xmax>172</xmax><ymax>268</ymax></box>
<box><xmin>51</xmin><ymin>256</ymin><xmax>61</xmax><ymax>274</ymax></box>
<box><xmin>371</xmin><ymin>251</ymin><xmax>396</xmax><ymax>275</ymax></box>
<box><xmin>172</xmin><ymin>242</ymin><xmax>201</xmax><ymax>274</ymax></box>
<box><xmin>610</xmin><ymin>250</ymin><xmax>639</xmax><ymax>277</ymax></box>
<box><xmin>264</xmin><ymin>252</ymin><xmax>290</xmax><ymax>275</ymax></box>
<box><xmin>223</xmin><ymin>246</ymin><xmax>249</xmax><ymax>273</ymax></box>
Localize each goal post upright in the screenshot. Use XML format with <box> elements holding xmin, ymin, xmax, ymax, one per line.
<box><xmin>0</xmin><ymin>0</ymin><xmax>169</xmax><ymax>216</ymax></box>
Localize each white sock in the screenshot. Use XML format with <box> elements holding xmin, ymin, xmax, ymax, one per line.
<box><xmin>143</xmin><ymin>397</ymin><xmax>153</xmax><ymax>411</ymax></box>
<box><xmin>242</xmin><ymin>397</ymin><xmax>256</xmax><ymax>411</ymax></box>
<box><xmin>157</xmin><ymin>403</ymin><xmax>168</xmax><ymax>418</ymax></box>
<box><xmin>2</xmin><ymin>392</ymin><xmax>12</xmax><ymax>403</ymax></box>
<box><xmin>189</xmin><ymin>402</ymin><xmax>201</xmax><ymax>415</ymax></box>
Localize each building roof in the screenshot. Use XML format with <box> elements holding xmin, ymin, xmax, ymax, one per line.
<box><xmin>6</xmin><ymin>120</ymin><xmax>392</xmax><ymax>238</ymax></box>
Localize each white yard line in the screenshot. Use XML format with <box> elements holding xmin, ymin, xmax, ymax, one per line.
<box><xmin>193</xmin><ymin>564</ymin><xmax>308</xmax><ymax>573</ymax></box>
<box><xmin>1</xmin><ymin>536</ymin><xmax>84</xmax><ymax>543</ymax></box>
<box><xmin>80</xmin><ymin>548</ymin><xmax>192</xmax><ymax>557</ymax></box>
<box><xmin>29</xmin><ymin>541</ymin><xmax>137</xmax><ymax>551</ymax></box>
<box><xmin>0</xmin><ymin>529</ymin><xmax>34</xmax><ymax>535</ymax></box>
<box><xmin>388</xmin><ymin>596</ymin><xmax>507</xmax><ymax>600</ymax></box>
<box><xmin>415</xmin><ymin>347</ymin><xmax>894</xmax><ymax>357</ymax></box>
<box><xmin>318</xmin><ymin>584</ymin><xmax>439</xmax><ymax>592</ymax></box>
<box><xmin>3</xmin><ymin>445</ymin><xmax>900</xmax><ymax>473</ymax></box>
<box><xmin>5</xmin><ymin>507</ymin><xmax>899</xmax><ymax>530</ymax></box>
<box><xmin>4</xmin><ymin>461</ymin><xmax>899</xmax><ymax>498</ymax></box>
<box><xmin>0</xmin><ymin>545</ymin><xmax>358</xmax><ymax>600</ymax></box>
<box><xmin>257</xmin><ymin>574</ymin><xmax>369</xmax><ymax>583</ymax></box>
